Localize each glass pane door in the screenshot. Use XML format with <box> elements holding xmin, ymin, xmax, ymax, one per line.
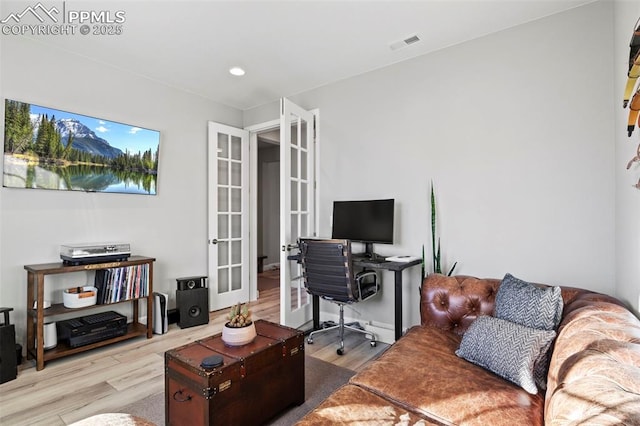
<box><xmin>208</xmin><ymin>122</ymin><xmax>249</xmax><ymax>310</ymax></box>
<box><xmin>280</xmin><ymin>99</ymin><xmax>315</xmax><ymax>328</ymax></box>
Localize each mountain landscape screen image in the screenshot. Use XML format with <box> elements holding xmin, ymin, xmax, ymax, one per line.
<box><xmin>3</xmin><ymin>99</ymin><xmax>160</xmax><ymax>195</ymax></box>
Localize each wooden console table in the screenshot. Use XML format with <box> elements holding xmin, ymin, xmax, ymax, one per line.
<box><xmin>25</xmin><ymin>256</ymin><xmax>155</xmax><ymax>371</ymax></box>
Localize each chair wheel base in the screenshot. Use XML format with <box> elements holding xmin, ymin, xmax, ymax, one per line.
<box><xmin>307</xmin><ymin>337</ymin><xmax>314</xmax><ymax>344</ymax></box>
<box><xmin>370</xmin><ymin>341</ymin><xmax>377</xmax><ymax>347</ymax></box>
<box><xmin>337</xmin><ymin>348</ymin><xmax>344</xmax><ymax>355</ymax></box>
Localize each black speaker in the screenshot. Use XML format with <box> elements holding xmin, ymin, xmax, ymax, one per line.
<box><xmin>0</xmin><ymin>308</ymin><xmax>17</xmax><ymax>384</ymax></box>
<box><xmin>176</xmin><ymin>287</ymin><xmax>209</xmax><ymax>328</ymax></box>
<box><xmin>176</xmin><ymin>276</ymin><xmax>207</xmax><ymax>291</ymax></box>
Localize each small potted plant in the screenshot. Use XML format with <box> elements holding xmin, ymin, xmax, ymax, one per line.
<box><xmin>221</xmin><ymin>302</ymin><xmax>257</xmax><ymax>346</ymax></box>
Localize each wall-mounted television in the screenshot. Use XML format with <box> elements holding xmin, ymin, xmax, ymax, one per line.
<box><xmin>3</xmin><ymin>99</ymin><xmax>160</xmax><ymax>195</ymax></box>
<box><xmin>331</xmin><ymin>198</ymin><xmax>395</xmax><ymax>261</ymax></box>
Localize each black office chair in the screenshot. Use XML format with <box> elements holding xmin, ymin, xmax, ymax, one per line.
<box><xmin>299</xmin><ymin>238</ymin><xmax>379</xmax><ymax>355</ymax></box>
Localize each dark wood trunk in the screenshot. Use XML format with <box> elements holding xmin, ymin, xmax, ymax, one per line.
<box><xmin>165</xmin><ymin>319</ymin><xmax>305</xmax><ymax>425</ymax></box>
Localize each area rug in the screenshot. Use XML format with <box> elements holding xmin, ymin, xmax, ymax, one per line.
<box><xmin>121</xmin><ymin>356</ymin><xmax>355</xmax><ymax>425</ymax></box>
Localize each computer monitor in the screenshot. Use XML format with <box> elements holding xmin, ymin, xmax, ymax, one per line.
<box><xmin>331</xmin><ymin>199</ymin><xmax>394</xmax><ymax>260</ymax></box>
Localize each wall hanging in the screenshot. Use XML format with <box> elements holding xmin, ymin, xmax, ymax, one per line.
<box><xmin>3</xmin><ymin>99</ymin><xmax>160</xmax><ymax>195</ymax></box>
<box><xmin>623</xmin><ymin>18</ymin><xmax>640</xmax><ymax>190</ymax></box>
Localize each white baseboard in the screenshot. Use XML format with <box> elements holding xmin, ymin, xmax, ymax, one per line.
<box><xmin>317</xmin><ymin>312</ymin><xmax>395</xmax><ymax>345</ymax></box>
<box><xmin>264</xmin><ymin>262</ymin><xmax>279</xmax><ymax>271</ymax></box>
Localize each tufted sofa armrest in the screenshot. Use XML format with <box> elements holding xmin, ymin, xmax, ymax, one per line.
<box><xmin>544</xmin><ymin>290</ymin><xmax>640</xmax><ymax>423</ymax></box>
<box><xmin>420</xmin><ymin>274</ymin><xmax>501</xmax><ymax>335</ymax></box>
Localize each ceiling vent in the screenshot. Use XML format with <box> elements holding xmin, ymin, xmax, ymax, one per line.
<box><xmin>389</xmin><ymin>34</ymin><xmax>421</xmax><ymax>51</ymax></box>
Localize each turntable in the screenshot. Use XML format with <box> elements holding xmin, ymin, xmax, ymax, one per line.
<box><xmin>60</xmin><ymin>242</ymin><xmax>131</xmax><ymax>265</ymax></box>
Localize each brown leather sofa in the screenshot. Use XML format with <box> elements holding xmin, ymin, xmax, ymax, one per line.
<box><xmin>297</xmin><ymin>274</ymin><xmax>640</xmax><ymax>425</ymax></box>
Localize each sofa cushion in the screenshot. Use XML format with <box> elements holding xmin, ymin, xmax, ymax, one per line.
<box><xmin>495</xmin><ymin>273</ymin><xmax>563</xmax><ymax>331</ymax></box>
<box><xmin>350</xmin><ymin>325</ymin><xmax>545</xmax><ymax>426</ymax></box>
<box><xmin>456</xmin><ymin>316</ymin><xmax>556</xmax><ymax>394</ymax></box>
<box><xmin>295</xmin><ymin>384</ymin><xmax>437</xmax><ymax>425</ymax></box>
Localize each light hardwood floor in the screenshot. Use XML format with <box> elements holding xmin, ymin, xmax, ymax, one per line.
<box><xmin>0</xmin><ymin>287</ymin><xmax>389</xmax><ymax>426</ymax></box>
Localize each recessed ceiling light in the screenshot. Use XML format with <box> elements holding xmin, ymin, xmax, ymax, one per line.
<box><xmin>229</xmin><ymin>66</ymin><xmax>245</xmax><ymax>76</ymax></box>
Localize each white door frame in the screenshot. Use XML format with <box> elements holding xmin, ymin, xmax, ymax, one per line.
<box><xmin>246</xmin><ymin>118</ymin><xmax>279</xmax><ymax>303</ymax></box>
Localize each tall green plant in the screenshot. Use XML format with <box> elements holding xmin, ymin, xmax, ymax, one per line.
<box><xmin>430</xmin><ymin>182</ymin><xmax>457</xmax><ymax>276</ymax></box>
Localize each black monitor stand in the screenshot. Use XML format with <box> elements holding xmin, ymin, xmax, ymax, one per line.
<box><xmin>358</xmin><ymin>242</ymin><xmax>385</xmax><ymax>263</ymax></box>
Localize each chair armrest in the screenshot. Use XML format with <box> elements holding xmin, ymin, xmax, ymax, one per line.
<box><xmin>355</xmin><ymin>271</ymin><xmax>379</xmax><ymax>301</ymax></box>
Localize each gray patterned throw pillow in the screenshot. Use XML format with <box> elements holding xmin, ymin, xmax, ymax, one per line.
<box><xmin>494</xmin><ymin>274</ymin><xmax>563</xmax><ymax>389</ymax></box>
<box><xmin>455</xmin><ymin>316</ymin><xmax>556</xmax><ymax>394</ymax></box>
<box><xmin>495</xmin><ymin>273</ymin><xmax>563</xmax><ymax>331</ymax></box>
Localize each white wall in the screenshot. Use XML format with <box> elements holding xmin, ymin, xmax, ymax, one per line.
<box><xmin>614</xmin><ymin>0</ymin><xmax>640</xmax><ymax>315</ymax></box>
<box><xmin>258</xmin><ymin>145</ymin><xmax>280</xmax><ymax>268</ymax></box>
<box><xmin>0</xmin><ymin>35</ymin><xmax>242</xmax><ymax>346</ymax></box>
<box><xmin>247</xmin><ymin>1</ymin><xmax>617</xmax><ymax>329</ymax></box>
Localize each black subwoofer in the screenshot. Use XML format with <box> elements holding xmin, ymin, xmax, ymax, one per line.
<box><xmin>176</xmin><ymin>287</ymin><xmax>209</xmax><ymax>329</ymax></box>
<box><xmin>0</xmin><ymin>308</ymin><xmax>17</xmax><ymax>384</ymax></box>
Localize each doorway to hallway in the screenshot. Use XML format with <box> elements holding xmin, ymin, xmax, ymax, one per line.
<box><xmin>256</xmin><ymin>128</ymin><xmax>281</xmax><ymax>298</ymax></box>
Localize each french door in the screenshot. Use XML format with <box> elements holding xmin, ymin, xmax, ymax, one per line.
<box><xmin>207</xmin><ymin>122</ymin><xmax>250</xmax><ymax>310</ymax></box>
<box><xmin>279</xmin><ymin>98</ymin><xmax>316</xmax><ymax>328</ymax></box>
